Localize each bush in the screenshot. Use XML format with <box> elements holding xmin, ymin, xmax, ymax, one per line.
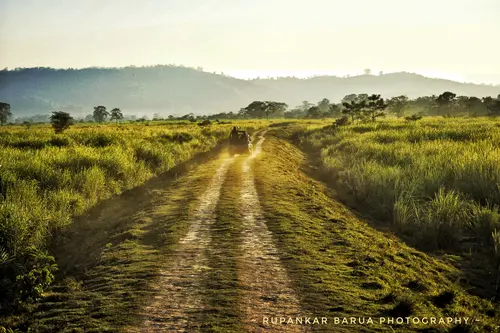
<box><xmin>334</xmin><ymin>116</ymin><xmax>350</xmax><ymax>127</ymax></box>
<box><xmin>0</xmin><ymin>245</ymin><xmax>58</xmax><ymax>308</ymax></box>
<box><xmin>198</xmin><ymin>119</ymin><xmax>212</xmax><ymax>127</ymax></box>
<box><xmin>405</xmin><ymin>114</ymin><xmax>423</xmax><ymax>121</ymax></box>
<box><xmin>50</xmin><ymin>111</ymin><xmax>74</xmax><ymax>134</ymax></box>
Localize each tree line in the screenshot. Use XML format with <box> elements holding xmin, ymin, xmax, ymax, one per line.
<box><xmin>1</xmin><ymin>92</ymin><xmax>499</xmax><ymax>130</ymax></box>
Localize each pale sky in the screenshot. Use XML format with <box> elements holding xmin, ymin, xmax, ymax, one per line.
<box><xmin>1</xmin><ymin>0</ymin><xmax>499</xmax><ymax>83</ymax></box>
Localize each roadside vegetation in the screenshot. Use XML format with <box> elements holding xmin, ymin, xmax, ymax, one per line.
<box><xmin>294</xmin><ymin>117</ymin><xmax>500</xmax><ymax>299</ymax></box>
<box><xmin>254</xmin><ymin>135</ymin><xmax>499</xmax><ymax>332</ymax></box>
<box><xmin>0</xmin><ymin>120</ymin><xmax>264</xmax><ymax>316</ymax></box>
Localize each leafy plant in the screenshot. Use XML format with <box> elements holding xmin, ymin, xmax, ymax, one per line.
<box><xmin>50</xmin><ymin>111</ymin><xmax>74</xmax><ymax>134</ymax></box>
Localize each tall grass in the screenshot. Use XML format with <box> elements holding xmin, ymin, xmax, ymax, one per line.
<box><xmin>0</xmin><ymin>120</ymin><xmax>266</xmax><ymax>306</ymax></box>
<box><xmin>301</xmin><ymin>117</ymin><xmax>500</xmax><ymax>253</ymax></box>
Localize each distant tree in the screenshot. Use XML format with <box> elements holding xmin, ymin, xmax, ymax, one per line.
<box><xmin>342</xmin><ymin>99</ymin><xmax>366</xmax><ymax>122</ymax></box>
<box><xmin>341</xmin><ymin>94</ymin><xmax>358</xmax><ymax>104</ymax></box>
<box><xmin>306</xmin><ymin>106</ymin><xmax>323</xmax><ymax>118</ymax></box>
<box><xmin>411</xmin><ymin>95</ymin><xmax>437</xmax><ymax>115</ymax></box>
<box><xmin>110</xmin><ymin>108</ymin><xmax>124</xmax><ymax>123</ymax></box>
<box><xmin>167</xmin><ymin>115</ymin><xmax>175</xmax><ymax>120</ymax></box>
<box><xmin>265</xmin><ymin>101</ymin><xmax>288</xmax><ymax>118</ymax></box>
<box><xmin>482</xmin><ymin>96</ymin><xmax>500</xmax><ymax>116</ymax></box>
<box><xmin>180</xmin><ymin>113</ymin><xmax>195</xmax><ymax>121</ymax></box>
<box><xmin>364</xmin><ymin>68</ymin><xmax>372</xmax><ymax>75</ymax></box>
<box><xmin>0</xmin><ymin>102</ymin><xmax>12</xmax><ymax>125</ymax></box>
<box><xmin>241</xmin><ymin>101</ymin><xmax>267</xmax><ymax>118</ymax></box>
<box><xmin>50</xmin><ymin>111</ymin><xmax>74</xmax><ymax>133</ymax></box>
<box><xmin>284</xmin><ymin>108</ymin><xmax>306</xmax><ymax>118</ymax></box>
<box><xmin>84</xmin><ymin>114</ymin><xmax>94</xmax><ymax>122</ymax></box>
<box><xmin>365</xmin><ymin>94</ymin><xmax>388</xmax><ymax>121</ymax></box>
<box><xmin>327</xmin><ymin>103</ymin><xmax>342</xmax><ymax>118</ymax></box>
<box><xmin>317</xmin><ymin>98</ymin><xmax>330</xmax><ymax>113</ymax></box>
<box><xmin>239</xmin><ymin>101</ymin><xmax>287</xmax><ymax>119</ymax></box>
<box><xmin>387</xmin><ymin>95</ymin><xmax>409</xmax><ymax>117</ymax></box>
<box><xmin>464</xmin><ymin>96</ymin><xmax>486</xmax><ymax>115</ymax></box>
<box><xmin>357</xmin><ymin>94</ymin><xmax>369</xmax><ymax>102</ymax></box>
<box><xmin>378</xmin><ymin>71</ymin><xmax>383</xmax><ymax>76</ymax></box>
<box><xmin>93</xmin><ymin>105</ymin><xmax>109</xmax><ymax>123</ymax></box>
<box><xmin>436</xmin><ymin>92</ymin><xmax>457</xmax><ymax>115</ymax></box>
<box><xmin>152</xmin><ymin>113</ymin><xmax>160</xmax><ymax>120</ymax></box>
<box><xmin>300</xmin><ymin>101</ymin><xmax>315</xmax><ymax>112</ymax></box>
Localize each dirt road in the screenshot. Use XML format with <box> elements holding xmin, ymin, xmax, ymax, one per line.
<box><xmin>130</xmin><ymin>132</ymin><xmax>308</xmax><ymax>333</ymax></box>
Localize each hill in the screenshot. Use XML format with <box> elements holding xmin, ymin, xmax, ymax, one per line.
<box><xmin>0</xmin><ymin>66</ymin><xmax>499</xmax><ymax>117</ymax></box>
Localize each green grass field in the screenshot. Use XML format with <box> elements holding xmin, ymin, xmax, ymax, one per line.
<box><xmin>0</xmin><ymin>120</ymin><xmax>266</xmax><ymax>312</ymax></box>
<box><xmin>296</xmin><ymin>117</ymin><xmax>500</xmax><ymax>293</ymax></box>
<box><xmin>1</xmin><ymin>117</ymin><xmax>500</xmax><ymax>332</ymax></box>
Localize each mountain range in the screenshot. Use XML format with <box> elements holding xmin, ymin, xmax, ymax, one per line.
<box><xmin>0</xmin><ymin>65</ymin><xmax>499</xmax><ymax>117</ymax></box>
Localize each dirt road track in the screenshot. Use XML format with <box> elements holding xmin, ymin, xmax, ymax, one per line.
<box><xmin>239</xmin><ymin>132</ymin><xmax>308</xmax><ymax>332</ymax></box>
<box><xmin>131</xmin><ymin>132</ymin><xmax>307</xmax><ymax>332</ymax></box>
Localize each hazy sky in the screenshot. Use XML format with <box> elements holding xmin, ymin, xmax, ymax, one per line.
<box><xmin>1</xmin><ymin>0</ymin><xmax>499</xmax><ymax>83</ymax></box>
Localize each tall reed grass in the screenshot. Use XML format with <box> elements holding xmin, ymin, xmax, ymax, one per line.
<box><xmin>301</xmin><ymin>117</ymin><xmax>500</xmax><ymax>253</ymax></box>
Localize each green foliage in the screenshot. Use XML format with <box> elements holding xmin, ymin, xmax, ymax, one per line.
<box><xmin>0</xmin><ymin>102</ymin><xmax>12</xmax><ymax>126</ymax></box>
<box><xmin>482</xmin><ymin>96</ymin><xmax>500</xmax><ymax>116</ymax></box>
<box><xmin>387</xmin><ymin>95</ymin><xmax>409</xmax><ymax>117</ymax></box>
<box><xmin>0</xmin><ymin>120</ymin><xmax>265</xmax><ymax>313</ymax></box>
<box><xmin>240</xmin><ymin>101</ymin><xmax>288</xmax><ymax>119</ymax></box>
<box><xmin>109</xmin><ymin>108</ymin><xmax>124</xmax><ymax>123</ymax></box>
<box><xmin>302</xmin><ymin>117</ymin><xmax>500</xmax><ymax>253</ymax></box>
<box><xmin>0</xmin><ymin>244</ymin><xmax>57</xmax><ymax>307</ymax></box>
<box><xmin>405</xmin><ymin>114</ymin><xmax>423</xmax><ymax>121</ymax></box>
<box><xmin>93</xmin><ymin>105</ymin><xmax>109</xmax><ymax>123</ymax></box>
<box><xmin>49</xmin><ymin>111</ymin><xmax>74</xmax><ymax>134</ymax></box>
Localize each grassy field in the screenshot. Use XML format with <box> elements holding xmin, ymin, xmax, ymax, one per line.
<box><xmin>254</xmin><ymin>133</ymin><xmax>499</xmax><ymax>332</ymax></box>
<box><xmin>0</xmin><ymin>120</ymin><xmax>265</xmax><ymax>312</ymax></box>
<box><xmin>294</xmin><ymin>117</ymin><xmax>500</xmax><ymax>294</ymax></box>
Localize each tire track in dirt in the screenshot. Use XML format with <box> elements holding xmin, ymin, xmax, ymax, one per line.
<box><xmin>133</xmin><ymin>155</ymin><xmax>235</xmax><ymax>333</ymax></box>
<box><xmin>238</xmin><ymin>132</ymin><xmax>309</xmax><ymax>333</ymax></box>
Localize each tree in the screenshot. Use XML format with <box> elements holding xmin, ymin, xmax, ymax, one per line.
<box><xmin>317</xmin><ymin>98</ymin><xmax>330</xmax><ymax>114</ymax></box>
<box><xmin>364</xmin><ymin>68</ymin><xmax>372</xmax><ymax>75</ymax></box>
<box><xmin>50</xmin><ymin>111</ymin><xmax>74</xmax><ymax>133</ymax></box>
<box><xmin>265</xmin><ymin>101</ymin><xmax>288</xmax><ymax>118</ymax></box>
<box><xmin>0</xmin><ymin>102</ymin><xmax>12</xmax><ymax>125</ymax></box>
<box><xmin>365</xmin><ymin>94</ymin><xmax>388</xmax><ymax>121</ymax></box>
<box><xmin>342</xmin><ymin>99</ymin><xmax>366</xmax><ymax>122</ymax></box>
<box><xmin>84</xmin><ymin>114</ymin><xmax>94</xmax><ymax>122</ymax></box>
<box><xmin>327</xmin><ymin>103</ymin><xmax>342</xmax><ymax>118</ymax></box>
<box><xmin>482</xmin><ymin>96</ymin><xmax>500</xmax><ymax>116</ymax></box>
<box><xmin>241</xmin><ymin>101</ymin><xmax>267</xmax><ymax>118</ymax></box>
<box><xmin>387</xmin><ymin>95</ymin><xmax>409</xmax><ymax>117</ymax></box>
<box><xmin>411</xmin><ymin>95</ymin><xmax>437</xmax><ymax>115</ymax></box>
<box><xmin>300</xmin><ymin>101</ymin><xmax>314</xmax><ymax>112</ymax></box>
<box><xmin>93</xmin><ymin>105</ymin><xmax>109</xmax><ymax>123</ymax></box>
<box><xmin>342</xmin><ymin>94</ymin><xmax>358</xmax><ymax>104</ymax></box>
<box><xmin>152</xmin><ymin>113</ymin><xmax>160</xmax><ymax>120</ymax></box>
<box><xmin>110</xmin><ymin>108</ymin><xmax>124</xmax><ymax>123</ymax></box>
<box><xmin>435</xmin><ymin>92</ymin><xmax>457</xmax><ymax>116</ymax></box>
<box><xmin>306</xmin><ymin>106</ymin><xmax>323</xmax><ymax>118</ymax></box>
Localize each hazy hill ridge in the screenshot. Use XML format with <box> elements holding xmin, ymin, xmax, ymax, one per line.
<box><xmin>0</xmin><ymin>66</ymin><xmax>499</xmax><ymax>116</ymax></box>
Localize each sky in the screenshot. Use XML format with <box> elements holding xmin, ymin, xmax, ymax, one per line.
<box><xmin>1</xmin><ymin>0</ymin><xmax>499</xmax><ymax>84</ymax></box>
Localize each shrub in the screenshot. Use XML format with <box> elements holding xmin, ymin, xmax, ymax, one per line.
<box><xmin>405</xmin><ymin>114</ymin><xmax>423</xmax><ymax>121</ymax></box>
<box><xmin>50</xmin><ymin>111</ymin><xmax>74</xmax><ymax>134</ymax></box>
<box><xmin>334</xmin><ymin>116</ymin><xmax>350</xmax><ymax>127</ymax></box>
